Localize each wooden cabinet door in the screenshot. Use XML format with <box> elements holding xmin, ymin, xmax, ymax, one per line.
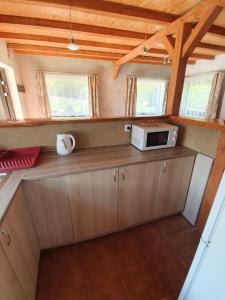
<box><xmin>119</xmin><ymin>161</ymin><xmax>161</xmax><ymax>228</ymax></box>
<box><xmin>68</xmin><ymin>168</ymin><xmax>119</xmax><ymax>241</ymax></box>
<box><xmin>23</xmin><ymin>177</ymin><xmax>74</xmax><ymax>249</ymax></box>
<box><xmin>0</xmin><ymin>244</ymin><xmax>26</xmax><ymax>300</ymax></box>
<box><xmin>0</xmin><ymin>186</ymin><xmax>39</xmax><ymax>300</ymax></box>
<box><xmin>156</xmin><ymin>156</ymin><xmax>195</xmax><ymax>218</ymax></box>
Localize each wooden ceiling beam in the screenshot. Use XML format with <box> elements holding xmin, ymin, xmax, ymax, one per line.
<box><xmin>198</xmin><ymin>41</ymin><xmax>225</xmax><ymax>52</ymax></box>
<box><xmin>3</xmin><ymin>0</ymin><xmax>225</xmax><ymax>39</ymax></box>
<box><xmin>166</xmin><ymin>23</ymin><xmax>193</xmax><ymax>115</ymax></box>
<box><xmin>0</xmin><ymin>14</ymin><xmax>152</xmax><ymax>41</ymax></box>
<box><xmin>161</xmin><ymin>35</ymin><xmax>175</xmax><ymax>59</ymax></box>
<box><xmin>12</xmin><ymin>49</ymin><xmax>172</xmax><ymax>66</ymax></box>
<box><xmin>1</xmin><ymin>33</ymin><xmax>215</xmax><ymax>60</ymax></box>
<box><xmin>7</xmin><ymin>43</ymin><xmax>196</xmax><ymax>64</ymax></box>
<box><xmin>113</xmin><ymin>1</ymin><xmax>224</xmax><ymax>75</ymax></box>
<box><xmin>13</xmin><ymin>0</ymin><xmax>176</xmax><ymax>24</ymax></box>
<box><xmin>183</xmin><ymin>6</ymin><xmax>224</xmax><ymax>58</ymax></box>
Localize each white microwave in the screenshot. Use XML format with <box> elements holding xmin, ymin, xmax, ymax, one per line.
<box><xmin>131</xmin><ymin>123</ymin><xmax>178</xmax><ymax>151</ymax></box>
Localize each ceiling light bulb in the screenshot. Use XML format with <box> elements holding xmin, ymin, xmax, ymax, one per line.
<box><xmin>67</xmin><ymin>38</ymin><xmax>79</xmax><ymax>51</ymax></box>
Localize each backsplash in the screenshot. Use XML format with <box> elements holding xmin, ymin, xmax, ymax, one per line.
<box><xmin>0</xmin><ymin>119</ymin><xmax>221</xmax><ymax>157</ymax></box>
<box><xmin>0</xmin><ymin>121</ymin><xmax>132</xmax><ymax>150</ymax></box>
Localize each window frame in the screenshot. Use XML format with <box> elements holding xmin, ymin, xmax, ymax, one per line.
<box><xmin>134</xmin><ymin>76</ymin><xmax>168</xmax><ymax>117</ymax></box>
<box><xmin>0</xmin><ymin>67</ymin><xmax>16</xmax><ymax>120</ymax></box>
<box><xmin>179</xmin><ymin>73</ymin><xmax>215</xmax><ymax>119</ymax></box>
<box><xmin>44</xmin><ymin>72</ymin><xmax>92</xmax><ymax>118</ymax></box>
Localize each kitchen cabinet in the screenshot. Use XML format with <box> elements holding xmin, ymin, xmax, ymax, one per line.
<box><xmin>23</xmin><ymin>176</ymin><xmax>74</xmax><ymax>249</ymax></box>
<box><xmin>0</xmin><ymin>186</ymin><xmax>39</xmax><ymax>300</ymax></box>
<box><xmin>156</xmin><ymin>156</ymin><xmax>195</xmax><ymax>218</ymax></box>
<box><xmin>68</xmin><ymin>168</ymin><xmax>119</xmax><ymax>241</ymax></box>
<box><xmin>119</xmin><ymin>161</ymin><xmax>161</xmax><ymax>228</ymax></box>
<box><xmin>0</xmin><ymin>244</ymin><xmax>25</xmax><ymax>300</ymax></box>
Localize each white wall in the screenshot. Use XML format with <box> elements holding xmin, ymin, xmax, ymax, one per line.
<box><xmin>0</xmin><ymin>41</ymin><xmax>25</xmax><ymax>119</ymax></box>
<box><xmin>16</xmin><ymin>54</ymin><xmax>171</xmax><ymax>118</ymax></box>
<box><xmin>186</xmin><ymin>54</ymin><xmax>225</xmax><ymax>120</ymax></box>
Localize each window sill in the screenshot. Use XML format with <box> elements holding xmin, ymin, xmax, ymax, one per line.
<box><xmin>169</xmin><ymin>116</ymin><xmax>225</xmax><ymax>131</ymax></box>
<box><xmin>0</xmin><ymin>115</ymin><xmax>169</xmax><ymax>128</ymax></box>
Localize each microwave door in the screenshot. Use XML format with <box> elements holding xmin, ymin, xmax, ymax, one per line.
<box><xmin>146</xmin><ymin>131</ymin><xmax>169</xmax><ymax>148</ymax></box>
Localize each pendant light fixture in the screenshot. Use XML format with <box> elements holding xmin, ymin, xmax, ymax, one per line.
<box><xmin>67</xmin><ymin>6</ymin><xmax>79</xmax><ymax>51</ymax></box>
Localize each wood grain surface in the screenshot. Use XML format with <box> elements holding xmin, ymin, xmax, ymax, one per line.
<box><xmin>23</xmin><ymin>145</ymin><xmax>196</xmax><ymax>180</ymax></box>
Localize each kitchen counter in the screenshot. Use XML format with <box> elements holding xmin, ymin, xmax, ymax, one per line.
<box><xmin>23</xmin><ymin>144</ymin><xmax>196</xmax><ymax>180</ymax></box>
<box><xmin>0</xmin><ymin>144</ymin><xmax>196</xmax><ymax>224</ymax></box>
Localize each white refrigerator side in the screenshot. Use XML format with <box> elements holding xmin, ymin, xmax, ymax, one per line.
<box><xmin>179</xmin><ymin>171</ymin><xmax>225</xmax><ymax>300</ymax></box>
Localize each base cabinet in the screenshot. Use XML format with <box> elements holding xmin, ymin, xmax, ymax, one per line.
<box><xmin>119</xmin><ymin>161</ymin><xmax>161</xmax><ymax>228</ymax></box>
<box><xmin>23</xmin><ymin>177</ymin><xmax>74</xmax><ymax>249</ymax></box>
<box><xmin>0</xmin><ymin>186</ymin><xmax>39</xmax><ymax>300</ymax></box>
<box><xmin>22</xmin><ymin>154</ymin><xmax>195</xmax><ymax>249</ymax></box>
<box><xmin>68</xmin><ymin>168</ymin><xmax>119</xmax><ymax>241</ymax></box>
<box><xmin>156</xmin><ymin>156</ymin><xmax>195</xmax><ymax>218</ymax></box>
<box><xmin>0</xmin><ymin>244</ymin><xmax>26</xmax><ymax>300</ymax></box>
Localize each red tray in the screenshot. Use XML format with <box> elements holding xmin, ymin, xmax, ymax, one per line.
<box><xmin>0</xmin><ymin>147</ymin><xmax>41</xmax><ymax>171</ymax></box>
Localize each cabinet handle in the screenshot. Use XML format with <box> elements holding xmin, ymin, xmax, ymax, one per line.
<box><xmin>122</xmin><ymin>169</ymin><xmax>125</xmax><ymax>180</ymax></box>
<box><xmin>1</xmin><ymin>229</ymin><xmax>11</xmax><ymax>246</ymax></box>
<box><xmin>162</xmin><ymin>161</ymin><xmax>167</xmax><ymax>173</ymax></box>
<box><xmin>113</xmin><ymin>169</ymin><xmax>117</xmax><ymax>182</ymax></box>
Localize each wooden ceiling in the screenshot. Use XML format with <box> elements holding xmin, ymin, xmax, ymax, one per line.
<box><xmin>0</xmin><ymin>0</ymin><xmax>225</xmax><ymax>65</ymax></box>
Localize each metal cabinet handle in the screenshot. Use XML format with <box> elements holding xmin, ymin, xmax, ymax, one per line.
<box><xmin>122</xmin><ymin>169</ymin><xmax>125</xmax><ymax>180</ymax></box>
<box><xmin>162</xmin><ymin>161</ymin><xmax>167</xmax><ymax>173</ymax></box>
<box><xmin>113</xmin><ymin>169</ymin><xmax>117</xmax><ymax>182</ymax></box>
<box><xmin>1</xmin><ymin>229</ymin><xmax>11</xmax><ymax>246</ymax></box>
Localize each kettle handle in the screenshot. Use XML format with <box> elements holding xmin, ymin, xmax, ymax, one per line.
<box><xmin>68</xmin><ymin>134</ymin><xmax>75</xmax><ymax>150</ymax></box>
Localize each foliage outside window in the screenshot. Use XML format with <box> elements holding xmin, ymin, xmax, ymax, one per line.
<box><xmin>179</xmin><ymin>74</ymin><xmax>214</xmax><ymax>119</ymax></box>
<box><xmin>45</xmin><ymin>73</ymin><xmax>90</xmax><ymax>117</ymax></box>
<box><xmin>135</xmin><ymin>78</ymin><xmax>167</xmax><ymax>116</ymax></box>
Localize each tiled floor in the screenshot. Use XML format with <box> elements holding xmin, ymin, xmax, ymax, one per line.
<box><xmin>37</xmin><ymin>215</ymin><xmax>200</xmax><ymax>300</ymax></box>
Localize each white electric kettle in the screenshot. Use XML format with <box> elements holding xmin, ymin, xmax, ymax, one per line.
<box><xmin>56</xmin><ymin>134</ymin><xmax>75</xmax><ymax>156</ymax></box>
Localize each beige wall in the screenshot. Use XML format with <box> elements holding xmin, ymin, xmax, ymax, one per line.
<box><xmin>16</xmin><ymin>54</ymin><xmax>171</xmax><ymax>118</ymax></box>
<box><xmin>170</xmin><ymin>121</ymin><xmax>220</xmax><ymax>157</ymax></box>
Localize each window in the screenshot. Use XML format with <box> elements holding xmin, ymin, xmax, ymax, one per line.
<box><xmin>179</xmin><ymin>74</ymin><xmax>214</xmax><ymax>119</ymax></box>
<box><xmin>45</xmin><ymin>73</ymin><xmax>90</xmax><ymax>117</ymax></box>
<box><xmin>0</xmin><ymin>67</ymin><xmax>15</xmax><ymax>120</ymax></box>
<box><xmin>135</xmin><ymin>78</ymin><xmax>167</xmax><ymax>116</ymax></box>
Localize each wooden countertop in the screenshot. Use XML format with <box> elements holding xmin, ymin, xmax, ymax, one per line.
<box><xmin>0</xmin><ymin>170</ymin><xmax>25</xmax><ymax>223</ymax></box>
<box><xmin>23</xmin><ymin>144</ymin><xmax>196</xmax><ymax>180</ymax></box>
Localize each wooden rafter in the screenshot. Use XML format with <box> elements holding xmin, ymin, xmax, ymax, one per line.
<box><xmin>6</xmin><ymin>43</ymin><xmax>172</xmax><ymax>64</ymax></box>
<box><xmin>161</xmin><ymin>35</ymin><xmax>175</xmax><ymax>59</ymax></box>
<box><xmin>112</xmin><ymin>2</ymin><xmax>208</xmax><ymax>76</ymax></box>
<box><xmin>183</xmin><ymin>5</ymin><xmax>223</xmax><ymax>58</ymax></box>
<box><xmin>113</xmin><ymin>1</ymin><xmax>224</xmax><ymax>78</ymax></box>
<box><xmin>0</xmin><ymin>32</ymin><xmax>220</xmax><ymax>58</ymax></box>
<box><xmin>0</xmin><ymin>14</ymin><xmax>152</xmax><ymax>41</ymax></box>
<box><xmin>2</xmin><ymin>0</ymin><xmax>225</xmax><ymax>39</ymax></box>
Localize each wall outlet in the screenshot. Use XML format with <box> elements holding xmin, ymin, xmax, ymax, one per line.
<box><xmin>125</xmin><ymin>124</ymin><xmax>132</xmax><ymax>132</ymax></box>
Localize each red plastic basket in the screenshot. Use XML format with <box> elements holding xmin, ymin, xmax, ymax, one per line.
<box><xmin>0</xmin><ymin>147</ymin><xmax>41</xmax><ymax>171</ymax></box>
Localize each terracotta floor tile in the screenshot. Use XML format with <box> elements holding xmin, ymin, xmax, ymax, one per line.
<box><xmin>37</xmin><ymin>215</ymin><xmax>200</xmax><ymax>300</ymax></box>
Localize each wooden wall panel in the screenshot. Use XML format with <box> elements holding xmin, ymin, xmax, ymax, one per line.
<box><xmin>196</xmin><ymin>131</ymin><xmax>225</xmax><ymax>231</ymax></box>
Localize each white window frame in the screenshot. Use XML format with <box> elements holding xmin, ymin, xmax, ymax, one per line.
<box><xmin>179</xmin><ymin>73</ymin><xmax>215</xmax><ymax>119</ymax></box>
<box><xmin>135</xmin><ymin>76</ymin><xmax>168</xmax><ymax>117</ymax></box>
<box><xmin>44</xmin><ymin>72</ymin><xmax>92</xmax><ymax>118</ymax></box>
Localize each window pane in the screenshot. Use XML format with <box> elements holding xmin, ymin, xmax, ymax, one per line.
<box><xmin>136</xmin><ymin>78</ymin><xmax>167</xmax><ymax>116</ymax></box>
<box><xmin>45</xmin><ymin>73</ymin><xmax>90</xmax><ymax>117</ymax></box>
<box><xmin>179</xmin><ymin>74</ymin><xmax>214</xmax><ymax>119</ymax></box>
